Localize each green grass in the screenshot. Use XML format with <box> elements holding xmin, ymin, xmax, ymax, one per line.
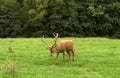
<box><xmin>0</xmin><ymin>38</ymin><xmax>120</xmax><ymax>78</ymax></box>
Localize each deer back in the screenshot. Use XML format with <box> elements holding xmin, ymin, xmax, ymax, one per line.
<box><xmin>55</xmin><ymin>40</ymin><xmax>73</xmax><ymax>52</ymax></box>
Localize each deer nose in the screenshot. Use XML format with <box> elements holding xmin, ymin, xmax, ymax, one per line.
<box><xmin>50</xmin><ymin>53</ymin><xmax>53</xmax><ymax>56</ymax></box>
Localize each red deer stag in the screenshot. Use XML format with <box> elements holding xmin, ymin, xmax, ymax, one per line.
<box><xmin>41</xmin><ymin>33</ymin><xmax>74</xmax><ymax>64</ymax></box>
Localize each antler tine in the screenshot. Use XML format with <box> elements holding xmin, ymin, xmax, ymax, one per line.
<box><xmin>52</xmin><ymin>33</ymin><xmax>59</xmax><ymax>46</ymax></box>
<box><xmin>53</xmin><ymin>33</ymin><xmax>58</xmax><ymax>38</ymax></box>
<box><xmin>41</xmin><ymin>35</ymin><xmax>49</xmax><ymax>47</ymax></box>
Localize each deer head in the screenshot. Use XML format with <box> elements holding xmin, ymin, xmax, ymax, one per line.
<box><xmin>41</xmin><ymin>33</ymin><xmax>59</xmax><ymax>56</ymax></box>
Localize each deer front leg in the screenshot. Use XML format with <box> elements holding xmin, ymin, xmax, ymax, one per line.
<box><xmin>54</xmin><ymin>53</ymin><xmax>59</xmax><ymax>64</ymax></box>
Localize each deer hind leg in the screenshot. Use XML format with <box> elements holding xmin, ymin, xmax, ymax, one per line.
<box><xmin>71</xmin><ymin>50</ymin><xmax>74</xmax><ymax>61</ymax></box>
<box><xmin>66</xmin><ymin>51</ymin><xmax>70</xmax><ymax>61</ymax></box>
<box><xmin>63</xmin><ymin>52</ymin><xmax>65</xmax><ymax>62</ymax></box>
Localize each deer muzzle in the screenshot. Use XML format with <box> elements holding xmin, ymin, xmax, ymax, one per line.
<box><xmin>50</xmin><ymin>53</ymin><xmax>53</xmax><ymax>56</ymax></box>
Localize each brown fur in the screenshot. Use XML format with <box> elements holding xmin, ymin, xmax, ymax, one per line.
<box><xmin>41</xmin><ymin>33</ymin><xmax>74</xmax><ymax>64</ymax></box>
<box><xmin>48</xmin><ymin>40</ymin><xmax>74</xmax><ymax>64</ymax></box>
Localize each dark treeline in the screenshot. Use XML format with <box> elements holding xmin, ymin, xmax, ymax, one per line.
<box><xmin>0</xmin><ymin>0</ymin><xmax>120</xmax><ymax>38</ymax></box>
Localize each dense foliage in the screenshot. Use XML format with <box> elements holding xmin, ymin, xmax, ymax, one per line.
<box><xmin>0</xmin><ymin>0</ymin><xmax>120</xmax><ymax>38</ymax></box>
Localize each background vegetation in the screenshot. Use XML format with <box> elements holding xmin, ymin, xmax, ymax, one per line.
<box><xmin>0</xmin><ymin>38</ymin><xmax>120</xmax><ymax>78</ymax></box>
<box><xmin>0</xmin><ymin>0</ymin><xmax>120</xmax><ymax>38</ymax></box>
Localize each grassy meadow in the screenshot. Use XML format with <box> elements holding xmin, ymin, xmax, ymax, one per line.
<box><xmin>0</xmin><ymin>38</ymin><xmax>120</xmax><ymax>78</ymax></box>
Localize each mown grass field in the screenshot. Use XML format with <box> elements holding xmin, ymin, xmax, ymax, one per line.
<box><xmin>0</xmin><ymin>38</ymin><xmax>120</xmax><ymax>78</ymax></box>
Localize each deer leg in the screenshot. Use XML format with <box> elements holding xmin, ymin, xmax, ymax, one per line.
<box><xmin>63</xmin><ymin>52</ymin><xmax>65</xmax><ymax>62</ymax></box>
<box><xmin>54</xmin><ymin>53</ymin><xmax>59</xmax><ymax>64</ymax></box>
<box><xmin>66</xmin><ymin>51</ymin><xmax>70</xmax><ymax>61</ymax></box>
<box><xmin>71</xmin><ymin>50</ymin><xmax>74</xmax><ymax>61</ymax></box>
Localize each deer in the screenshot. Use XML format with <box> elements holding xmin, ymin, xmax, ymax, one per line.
<box><xmin>41</xmin><ymin>33</ymin><xmax>74</xmax><ymax>64</ymax></box>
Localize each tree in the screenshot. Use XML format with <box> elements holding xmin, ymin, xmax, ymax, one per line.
<box><xmin>0</xmin><ymin>0</ymin><xmax>119</xmax><ymax>38</ymax></box>
<box><xmin>0</xmin><ymin>0</ymin><xmax>22</xmax><ymax>37</ymax></box>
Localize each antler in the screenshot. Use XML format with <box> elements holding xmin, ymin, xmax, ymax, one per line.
<box><xmin>41</xmin><ymin>35</ymin><xmax>49</xmax><ymax>47</ymax></box>
<box><xmin>52</xmin><ymin>33</ymin><xmax>59</xmax><ymax>46</ymax></box>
